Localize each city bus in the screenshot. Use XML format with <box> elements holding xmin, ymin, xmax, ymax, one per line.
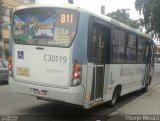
<box><xmin>8</xmin><ymin>3</ymin><xmax>154</xmax><ymax>109</ymax></box>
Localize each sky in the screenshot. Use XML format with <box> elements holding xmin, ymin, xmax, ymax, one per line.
<box><xmin>105</xmin><ymin>0</ymin><xmax>142</xmax><ymax>19</ymax></box>
<box><xmin>36</xmin><ymin>0</ymin><xmax>142</xmax><ymax>20</ymax></box>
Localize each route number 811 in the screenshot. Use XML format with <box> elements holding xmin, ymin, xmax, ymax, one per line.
<box><xmin>61</xmin><ymin>14</ymin><xmax>73</xmax><ymax>23</ymax></box>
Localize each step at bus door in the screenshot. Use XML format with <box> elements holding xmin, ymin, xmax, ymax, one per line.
<box><xmin>90</xmin><ymin>65</ymin><xmax>104</xmax><ymax>102</ymax></box>
<box><xmin>90</xmin><ymin>24</ymin><xmax>105</xmax><ymax>102</ymax></box>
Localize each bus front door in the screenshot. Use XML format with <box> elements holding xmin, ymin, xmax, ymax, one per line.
<box><xmin>90</xmin><ymin>24</ymin><xmax>105</xmax><ymax>102</ymax></box>
<box><xmin>144</xmin><ymin>43</ymin><xmax>154</xmax><ymax>87</ymax></box>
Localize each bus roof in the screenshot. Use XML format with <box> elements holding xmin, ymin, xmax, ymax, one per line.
<box><xmin>14</xmin><ymin>3</ymin><xmax>153</xmax><ymax>43</ymax></box>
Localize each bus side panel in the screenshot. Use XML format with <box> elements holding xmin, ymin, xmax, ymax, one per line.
<box><xmin>108</xmin><ymin>64</ymin><xmax>145</xmax><ymax>96</ymax></box>
<box><xmin>71</xmin><ymin>13</ymin><xmax>89</xmax><ymax>107</ymax></box>
<box><xmin>103</xmin><ymin>64</ymin><xmax>112</xmax><ymax>101</ymax></box>
<box><xmin>72</xmin><ymin>12</ymin><xmax>89</xmax><ymax>64</ymax></box>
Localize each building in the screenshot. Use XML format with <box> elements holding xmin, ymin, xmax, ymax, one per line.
<box><xmin>0</xmin><ymin>0</ymin><xmax>34</xmax><ymax>59</ymax></box>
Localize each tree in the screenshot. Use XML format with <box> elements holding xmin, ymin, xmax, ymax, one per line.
<box><xmin>135</xmin><ymin>0</ymin><xmax>160</xmax><ymax>37</ymax></box>
<box><xmin>106</xmin><ymin>9</ymin><xmax>141</xmax><ymax>29</ymax></box>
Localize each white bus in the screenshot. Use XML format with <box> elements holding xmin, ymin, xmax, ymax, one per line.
<box><xmin>9</xmin><ymin>3</ymin><xmax>154</xmax><ymax>109</ymax></box>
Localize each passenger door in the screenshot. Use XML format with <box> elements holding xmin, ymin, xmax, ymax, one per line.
<box><xmin>90</xmin><ymin>24</ymin><xmax>106</xmax><ymax>102</ymax></box>
<box><xmin>144</xmin><ymin>43</ymin><xmax>154</xmax><ymax>86</ymax></box>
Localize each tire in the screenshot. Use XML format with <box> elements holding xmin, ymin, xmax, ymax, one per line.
<box><xmin>141</xmin><ymin>86</ymin><xmax>149</xmax><ymax>92</ymax></box>
<box><xmin>108</xmin><ymin>89</ymin><xmax>119</xmax><ymax>107</ymax></box>
<box><xmin>142</xmin><ymin>76</ymin><xmax>151</xmax><ymax>92</ymax></box>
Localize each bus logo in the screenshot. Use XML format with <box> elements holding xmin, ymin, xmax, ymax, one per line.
<box><xmin>18</xmin><ymin>51</ymin><xmax>24</xmax><ymax>59</ymax></box>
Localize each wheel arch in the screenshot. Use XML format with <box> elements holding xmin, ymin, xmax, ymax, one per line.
<box><xmin>114</xmin><ymin>84</ymin><xmax>122</xmax><ymax>97</ymax></box>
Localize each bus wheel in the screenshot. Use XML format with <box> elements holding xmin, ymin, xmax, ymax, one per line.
<box><xmin>141</xmin><ymin>76</ymin><xmax>151</xmax><ymax>92</ymax></box>
<box><xmin>108</xmin><ymin>88</ymin><xmax>120</xmax><ymax>107</ymax></box>
<box><xmin>141</xmin><ymin>86</ymin><xmax>149</xmax><ymax>92</ymax></box>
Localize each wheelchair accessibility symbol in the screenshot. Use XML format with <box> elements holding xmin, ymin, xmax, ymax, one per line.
<box><xmin>18</xmin><ymin>51</ymin><xmax>24</xmax><ymax>59</ymax></box>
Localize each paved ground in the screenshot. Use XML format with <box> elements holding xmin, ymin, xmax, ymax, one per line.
<box><xmin>111</xmin><ymin>85</ymin><xmax>160</xmax><ymax>115</ymax></box>
<box><xmin>0</xmin><ymin>65</ymin><xmax>160</xmax><ymax>121</ymax></box>
<box><xmin>108</xmin><ymin>64</ymin><xmax>160</xmax><ymax>121</ymax></box>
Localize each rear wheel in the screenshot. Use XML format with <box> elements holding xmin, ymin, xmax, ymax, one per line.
<box><xmin>108</xmin><ymin>88</ymin><xmax>119</xmax><ymax>107</ymax></box>
<box><xmin>141</xmin><ymin>86</ymin><xmax>149</xmax><ymax>92</ymax></box>
<box><xmin>142</xmin><ymin>76</ymin><xmax>151</xmax><ymax>92</ymax></box>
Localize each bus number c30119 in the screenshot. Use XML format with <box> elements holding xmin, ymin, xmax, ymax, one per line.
<box><xmin>44</xmin><ymin>54</ymin><xmax>67</xmax><ymax>63</ymax></box>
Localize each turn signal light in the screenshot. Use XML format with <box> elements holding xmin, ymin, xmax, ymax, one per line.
<box><xmin>74</xmin><ymin>64</ymin><xmax>81</xmax><ymax>71</ymax></box>
<box><xmin>8</xmin><ymin>55</ymin><xmax>12</xmax><ymax>70</ymax></box>
<box><xmin>8</xmin><ymin>64</ymin><xmax>12</xmax><ymax>70</ymax></box>
<box><xmin>71</xmin><ymin>62</ymin><xmax>82</xmax><ymax>86</ymax></box>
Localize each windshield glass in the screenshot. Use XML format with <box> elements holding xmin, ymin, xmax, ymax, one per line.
<box><xmin>12</xmin><ymin>8</ymin><xmax>79</xmax><ymax>47</ymax></box>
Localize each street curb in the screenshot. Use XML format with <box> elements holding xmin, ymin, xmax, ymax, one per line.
<box><xmin>151</xmin><ymin>84</ymin><xmax>160</xmax><ymax>90</ymax></box>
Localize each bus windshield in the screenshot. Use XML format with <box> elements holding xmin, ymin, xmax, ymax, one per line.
<box><xmin>12</xmin><ymin>8</ymin><xmax>79</xmax><ymax>47</ymax></box>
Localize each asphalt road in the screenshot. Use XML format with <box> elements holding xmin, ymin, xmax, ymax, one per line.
<box><xmin>0</xmin><ymin>65</ymin><xmax>160</xmax><ymax>121</ymax></box>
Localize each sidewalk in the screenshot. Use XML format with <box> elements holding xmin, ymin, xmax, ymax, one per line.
<box><xmin>111</xmin><ymin>85</ymin><xmax>160</xmax><ymax>115</ymax></box>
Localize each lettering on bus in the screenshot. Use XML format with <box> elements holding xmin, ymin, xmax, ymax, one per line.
<box><xmin>44</xmin><ymin>54</ymin><xmax>67</xmax><ymax>63</ymax></box>
<box><xmin>54</xmin><ymin>32</ymin><xmax>70</xmax><ymax>44</ymax></box>
<box><xmin>46</xmin><ymin>68</ymin><xmax>64</xmax><ymax>74</ymax></box>
<box><xmin>60</xmin><ymin>14</ymin><xmax>73</xmax><ymax>24</ymax></box>
<box><xmin>120</xmin><ymin>67</ymin><xmax>133</xmax><ymax>76</ymax></box>
<box><xmin>136</xmin><ymin>68</ymin><xmax>145</xmax><ymax>74</ymax></box>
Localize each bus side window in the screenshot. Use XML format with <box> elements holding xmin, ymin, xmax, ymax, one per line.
<box><xmin>126</xmin><ymin>33</ymin><xmax>137</xmax><ymax>62</ymax></box>
<box><xmin>137</xmin><ymin>37</ymin><xmax>146</xmax><ymax>63</ymax></box>
<box><xmin>93</xmin><ymin>25</ymin><xmax>105</xmax><ymax>64</ymax></box>
<box><xmin>112</xmin><ymin>28</ymin><xmax>125</xmax><ymax>63</ymax></box>
<box><xmin>92</xmin><ymin>28</ymin><xmax>97</xmax><ymax>61</ymax></box>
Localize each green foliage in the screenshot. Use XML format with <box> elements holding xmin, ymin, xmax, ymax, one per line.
<box><xmin>106</xmin><ymin>9</ymin><xmax>141</xmax><ymax>29</ymax></box>
<box><xmin>135</xmin><ymin>0</ymin><xmax>160</xmax><ymax>37</ymax></box>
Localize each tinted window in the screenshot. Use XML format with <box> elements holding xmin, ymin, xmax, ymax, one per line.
<box><xmin>119</xmin><ymin>30</ymin><xmax>125</xmax><ymax>46</ymax></box>
<box><xmin>128</xmin><ymin>34</ymin><xmax>136</xmax><ymax>48</ymax></box>
<box><xmin>126</xmin><ymin>33</ymin><xmax>137</xmax><ymax>62</ymax></box>
<box><xmin>138</xmin><ymin>50</ymin><xmax>145</xmax><ymax>62</ymax></box>
<box><xmin>127</xmin><ymin>48</ymin><xmax>136</xmax><ymax>62</ymax></box>
<box><xmin>112</xmin><ymin>28</ymin><xmax>125</xmax><ymax>62</ymax></box>
<box><xmin>112</xmin><ymin>28</ymin><xmax>125</xmax><ymax>46</ymax></box>
<box><xmin>138</xmin><ymin>37</ymin><xmax>146</xmax><ymax>62</ymax></box>
<box><xmin>113</xmin><ymin>45</ymin><xmax>125</xmax><ymax>62</ymax></box>
<box><xmin>138</xmin><ymin>38</ymin><xmax>146</xmax><ymax>50</ymax></box>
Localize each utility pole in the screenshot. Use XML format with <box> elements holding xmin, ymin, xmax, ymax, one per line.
<box><xmin>101</xmin><ymin>5</ymin><xmax>105</xmax><ymax>15</ymax></box>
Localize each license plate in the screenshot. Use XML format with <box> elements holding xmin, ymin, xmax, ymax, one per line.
<box><xmin>33</xmin><ymin>89</ymin><xmax>47</xmax><ymax>95</ymax></box>
<box><xmin>16</xmin><ymin>67</ymin><xmax>30</xmax><ymax>77</ymax></box>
